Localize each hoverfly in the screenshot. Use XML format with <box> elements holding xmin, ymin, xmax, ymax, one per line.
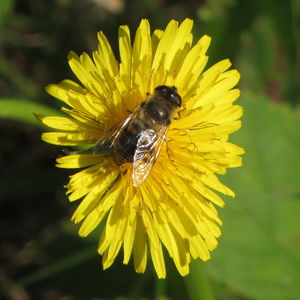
<box><xmin>94</xmin><ymin>85</ymin><xmax>182</xmax><ymax>187</ymax></box>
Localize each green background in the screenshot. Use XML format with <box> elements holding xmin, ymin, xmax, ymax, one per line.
<box><xmin>1</xmin><ymin>0</ymin><xmax>299</xmax><ymax>299</ymax></box>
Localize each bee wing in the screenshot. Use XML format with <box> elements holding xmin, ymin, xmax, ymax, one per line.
<box><xmin>132</xmin><ymin>126</ymin><xmax>168</xmax><ymax>187</ymax></box>
<box><xmin>93</xmin><ymin>105</ymin><xmax>143</xmax><ymax>154</ymax></box>
<box><xmin>93</xmin><ymin>117</ymin><xmax>131</xmax><ymax>154</ymax></box>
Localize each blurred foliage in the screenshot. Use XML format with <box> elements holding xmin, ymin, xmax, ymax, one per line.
<box><xmin>0</xmin><ymin>98</ymin><xmax>63</xmax><ymax>127</ymax></box>
<box><xmin>207</xmin><ymin>93</ymin><xmax>300</xmax><ymax>300</ymax></box>
<box><xmin>0</xmin><ymin>0</ymin><xmax>299</xmax><ymax>299</ymax></box>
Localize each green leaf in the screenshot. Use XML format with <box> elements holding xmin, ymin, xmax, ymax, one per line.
<box><xmin>0</xmin><ymin>98</ymin><xmax>63</xmax><ymax>128</ymax></box>
<box><xmin>206</xmin><ymin>92</ymin><xmax>300</xmax><ymax>299</ymax></box>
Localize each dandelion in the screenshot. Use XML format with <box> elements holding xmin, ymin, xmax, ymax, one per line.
<box><xmin>38</xmin><ymin>19</ymin><xmax>244</xmax><ymax>278</ymax></box>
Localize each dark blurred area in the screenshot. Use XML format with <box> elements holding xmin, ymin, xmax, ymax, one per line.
<box><xmin>1</xmin><ymin>0</ymin><xmax>299</xmax><ymax>104</ymax></box>
<box><xmin>0</xmin><ymin>0</ymin><xmax>299</xmax><ymax>299</ymax></box>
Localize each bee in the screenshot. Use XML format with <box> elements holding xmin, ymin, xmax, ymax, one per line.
<box><xmin>94</xmin><ymin>85</ymin><xmax>182</xmax><ymax>187</ymax></box>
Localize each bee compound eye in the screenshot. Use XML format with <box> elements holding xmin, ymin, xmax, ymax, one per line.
<box><xmin>154</xmin><ymin>85</ymin><xmax>168</xmax><ymax>95</ymax></box>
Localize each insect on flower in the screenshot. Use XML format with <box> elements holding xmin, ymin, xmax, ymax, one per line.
<box><xmin>38</xmin><ymin>18</ymin><xmax>244</xmax><ymax>278</ymax></box>
<box><xmin>94</xmin><ymin>85</ymin><xmax>181</xmax><ymax>187</ymax></box>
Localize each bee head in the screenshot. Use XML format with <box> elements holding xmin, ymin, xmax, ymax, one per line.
<box><xmin>154</xmin><ymin>85</ymin><xmax>182</xmax><ymax>108</ymax></box>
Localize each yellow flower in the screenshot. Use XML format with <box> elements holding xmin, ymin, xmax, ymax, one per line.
<box><xmin>38</xmin><ymin>19</ymin><xmax>244</xmax><ymax>278</ymax></box>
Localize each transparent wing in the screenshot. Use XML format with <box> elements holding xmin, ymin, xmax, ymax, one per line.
<box><xmin>93</xmin><ymin>117</ymin><xmax>132</xmax><ymax>154</ymax></box>
<box><xmin>93</xmin><ymin>104</ymin><xmax>143</xmax><ymax>154</ymax></box>
<box><xmin>132</xmin><ymin>126</ymin><xmax>168</xmax><ymax>187</ymax></box>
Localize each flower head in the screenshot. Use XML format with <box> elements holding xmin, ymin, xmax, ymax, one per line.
<box><xmin>38</xmin><ymin>19</ymin><xmax>244</xmax><ymax>278</ymax></box>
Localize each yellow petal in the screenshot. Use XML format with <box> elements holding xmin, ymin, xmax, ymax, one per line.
<box><xmin>72</xmin><ymin>169</ymin><xmax>119</xmax><ymax>223</ymax></box>
<box><xmin>169</xmin><ymin>227</ymin><xmax>190</xmax><ymax>276</ymax></box>
<box><xmin>118</xmin><ymin>25</ymin><xmax>132</xmax><ymax>87</ymax></box>
<box><xmin>78</xmin><ymin>207</ymin><xmax>107</xmax><ymax>237</ymax></box>
<box><xmin>36</xmin><ymin>114</ymin><xmax>89</xmax><ymax>132</ymax></box>
<box><xmin>41</xmin><ymin>131</ymin><xmax>97</xmax><ymax>146</ymax></box>
<box><xmin>133</xmin><ymin>216</ymin><xmax>148</xmax><ymax>273</ymax></box>
<box><xmin>151</xmin><ymin>20</ymin><xmax>179</xmax><ymax>71</ymax></box>
<box><xmin>123</xmin><ymin>216</ymin><xmax>137</xmax><ymax>264</ymax></box>
<box><xmin>68</xmin><ymin>51</ymin><xmax>94</xmax><ymax>88</ymax></box>
<box><xmin>165</xmin><ymin>18</ymin><xmax>193</xmax><ymax>75</ymax></box>
<box><xmin>95</xmin><ymin>31</ymin><xmax>119</xmax><ymax>77</ymax></box>
<box><xmin>46</xmin><ymin>79</ymin><xmax>84</xmax><ymax>104</ymax></box>
<box><xmin>56</xmin><ymin>154</ymin><xmax>104</xmax><ymax>169</ymax></box>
